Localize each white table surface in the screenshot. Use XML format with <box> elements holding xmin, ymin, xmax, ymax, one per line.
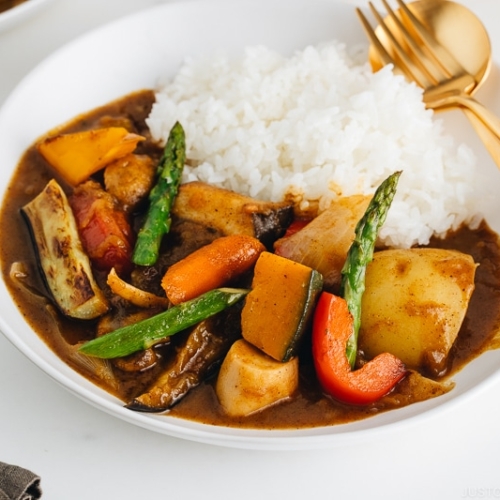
<box><xmin>2</xmin><ymin>0</ymin><xmax>500</xmax><ymax>499</ymax></box>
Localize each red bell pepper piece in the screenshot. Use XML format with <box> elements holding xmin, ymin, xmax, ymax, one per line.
<box><xmin>312</xmin><ymin>291</ymin><xmax>407</xmax><ymax>405</ymax></box>
<box><xmin>69</xmin><ymin>180</ymin><xmax>134</xmax><ymax>275</ymax></box>
<box><xmin>282</xmin><ymin>218</ymin><xmax>311</xmax><ymax>238</ymax></box>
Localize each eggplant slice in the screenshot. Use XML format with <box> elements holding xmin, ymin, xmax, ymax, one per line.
<box><xmin>21</xmin><ymin>179</ymin><xmax>109</xmax><ymax>320</ymax></box>
<box><xmin>127</xmin><ymin>308</ymin><xmax>242</xmax><ymax>412</ymax></box>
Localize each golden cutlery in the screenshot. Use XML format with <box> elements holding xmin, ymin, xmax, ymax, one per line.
<box><xmin>356</xmin><ymin>0</ymin><xmax>500</xmax><ymax>168</ymax></box>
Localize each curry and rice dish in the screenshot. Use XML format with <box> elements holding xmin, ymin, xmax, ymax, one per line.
<box><xmin>1</xmin><ymin>42</ymin><xmax>500</xmax><ymax>429</ymax></box>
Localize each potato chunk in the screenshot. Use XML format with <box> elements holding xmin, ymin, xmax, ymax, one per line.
<box><xmin>216</xmin><ymin>339</ymin><xmax>299</xmax><ymax>417</ymax></box>
<box><xmin>104</xmin><ymin>154</ymin><xmax>156</xmax><ymax>212</ymax></box>
<box><xmin>359</xmin><ymin>248</ymin><xmax>476</xmax><ymax>376</ymax></box>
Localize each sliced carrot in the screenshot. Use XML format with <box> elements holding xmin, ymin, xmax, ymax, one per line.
<box><xmin>161</xmin><ymin>235</ymin><xmax>265</xmax><ymax>305</ymax></box>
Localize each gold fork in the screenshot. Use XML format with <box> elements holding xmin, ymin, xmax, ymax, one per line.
<box><xmin>356</xmin><ymin>0</ymin><xmax>500</xmax><ymax>167</ymax></box>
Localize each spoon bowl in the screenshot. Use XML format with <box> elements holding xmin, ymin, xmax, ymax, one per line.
<box><xmin>363</xmin><ymin>0</ymin><xmax>500</xmax><ymax>167</ymax></box>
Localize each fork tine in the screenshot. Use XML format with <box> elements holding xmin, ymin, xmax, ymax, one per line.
<box><xmin>379</xmin><ymin>0</ymin><xmax>445</xmax><ymax>85</ymax></box>
<box><xmin>366</xmin><ymin>1</ymin><xmax>433</xmax><ymax>88</ymax></box>
<box><xmin>356</xmin><ymin>4</ymin><xmax>428</xmax><ymax>86</ymax></box>
<box><xmin>355</xmin><ymin>7</ymin><xmax>394</xmax><ymax>67</ymax></box>
<box><xmin>394</xmin><ymin>0</ymin><xmax>467</xmax><ymax>78</ymax></box>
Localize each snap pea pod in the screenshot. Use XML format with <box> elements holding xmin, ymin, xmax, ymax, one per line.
<box><xmin>341</xmin><ymin>171</ymin><xmax>401</xmax><ymax>369</ymax></box>
<box><xmin>78</xmin><ymin>287</ymin><xmax>249</xmax><ymax>359</ymax></box>
<box><xmin>132</xmin><ymin>121</ymin><xmax>185</xmax><ymax>266</ymax></box>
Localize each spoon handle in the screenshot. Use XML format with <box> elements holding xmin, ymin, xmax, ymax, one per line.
<box><xmin>431</xmin><ymin>94</ymin><xmax>500</xmax><ymax>169</ymax></box>
<box><xmin>463</xmin><ymin>108</ymin><xmax>500</xmax><ymax>170</ymax></box>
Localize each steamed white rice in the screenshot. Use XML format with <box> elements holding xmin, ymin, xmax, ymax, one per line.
<box><xmin>147</xmin><ymin>41</ymin><xmax>480</xmax><ymax>248</ymax></box>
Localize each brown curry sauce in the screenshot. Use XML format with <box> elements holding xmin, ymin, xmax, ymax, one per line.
<box><xmin>1</xmin><ymin>90</ymin><xmax>500</xmax><ymax>430</ymax></box>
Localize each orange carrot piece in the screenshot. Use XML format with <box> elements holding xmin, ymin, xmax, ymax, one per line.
<box><xmin>162</xmin><ymin>235</ymin><xmax>265</xmax><ymax>305</ymax></box>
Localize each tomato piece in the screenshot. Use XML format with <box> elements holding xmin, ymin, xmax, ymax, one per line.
<box><xmin>312</xmin><ymin>292</ymin><xmax>406</xmax><ymax>405</ymax></box>
<box><xmin>69</xmin><ymin>180</ymin><xmax>134</xmax><ymax>275</ymax></box>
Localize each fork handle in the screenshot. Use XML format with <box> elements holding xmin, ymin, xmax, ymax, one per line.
<box><xmin>432</xmin><ymin>94</ymin><xmax>500</xmax><ymax>169</ymax></box>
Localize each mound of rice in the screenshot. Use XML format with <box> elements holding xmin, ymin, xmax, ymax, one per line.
<box><xmin>147</xmin><ymin>41</ymin><xmax>480</xmax><ymax>248</ymax></box>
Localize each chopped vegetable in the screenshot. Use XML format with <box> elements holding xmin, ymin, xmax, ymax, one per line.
<box><xmin>113</xmin><ymin>349</ymin><xmax>159</xmax><ymax>373</ymax></box>
<box><xmin>360</xmin><ymin>248</ymin><xmax>476</xmax><ymax>376</ymax></box>
<box><xmin>69</xmin><ymin>180</ymin><xmax>135</xmax><ymax>275</ymax></box>
<box><xmin>281</xmin><ymin>218</ymin><xmax>311</xmax><ymax>238</ymax></box>
<box><xmin>107</xmin><ymin>268</ymin><xmax>169</xmax><ymax>308</ymax></box>
<box><xmin>311</xmin><ymin>172</ymin><xmax>407</xmax><ymax>405</ymax></box>
<box><xmin>312</xmin><ymin>293</ymin><xmax>406</xmax><ymax>405</ymax></box>
<box><xmin>104</xmin><ymin>154</ymin><xmax>156</xmax><ymax>212</ymax></box>
<box><xmin>21</xmin><ymin>179</ymin><xmax>109</xmax><ymax>319</ymax></box>
<box><xmin>341</xmin><ymin>171</ymin><xmax>401</xmax><ymax>368</ymax></box>
<box><xmin>241</xmin><ymin>251</ymin><xmax>323</xmax><ymax>362</ymax></box>
<box><xmin>132</xmin><ymin>121</ymin><xmax>185</xmax><ymax>266</ymax></box>
<box><xmin>128</xmin><ymin>312</ymin><xmax>241</xmax><ymax>412</ymax></box>
<box><xmin>96</xmin><ymin>310</ymin><xmax>161</xmax><ymax>373</ymax></box>
<box><xmin>37</xmin><ymin>127</ymin><xmax>144</xmax><ymax>186</ymax></box>
<box><xmin>172</xmin><ymin>181</ymin><xmax>294</xmax><ymax>248</ymax></box>
<box><xmin>216</xmin><ymin>339</ymin><xmax>299</xmax><ymax>417</ymax></box>
<box><xmin>161</xmin><ymin>234</ymin><xmax>265</xmax><ymax>305</ymax></box>
<box><xmin>78</xmin><ymin>287</ymin><xmax>248</xmax><ymax>358</ymax></box>
<box><xmin>274</xmin><ymin>195</ymin><xmax>370</xmax><ymax>290</ymax></box>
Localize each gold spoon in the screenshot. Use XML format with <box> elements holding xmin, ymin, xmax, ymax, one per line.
<box><xmin>366</xmin><ymin>0</ymin><xmax>500</xmax><ymax>164</ymax></box>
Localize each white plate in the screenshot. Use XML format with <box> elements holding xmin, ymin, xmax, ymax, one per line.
<box><xmin>1</xmin><ymin>0</ymin><xmax>500</xmax><ymax>450</ymax></box>
<box><xmin>0</xmin><ymin>0</ymin><xmax>54</xmax><ymax>33</ymax></box>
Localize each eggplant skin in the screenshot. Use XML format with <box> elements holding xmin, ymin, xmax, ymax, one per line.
<box><xmin>22</xmin><ymin>179</ymin><xmax>109</xmax><ymax>320</ymax></box>
<box><xmin>126</xmin><ymin>309</ymin><xmax>241</xmax><ymax>412</ymax></box>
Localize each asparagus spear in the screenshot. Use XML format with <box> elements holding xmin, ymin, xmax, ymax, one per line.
<box><xmin>132</xmin><ymin>121</ymin><xmax>186</xmax><ymax>266</ymax></box>
<box><xmin>78</xmin><ymin>287</ymin><xmax>249</xmax><ymax>359</ymax></box>
<box><xmin>340</xmin><ymin>171</ymin><xmax>401</xmax><ymax>368</ymax></box>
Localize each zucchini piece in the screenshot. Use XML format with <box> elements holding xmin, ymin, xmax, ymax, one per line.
<box><xmin>22</xmin><ymin>179</ymin><xmax>109</xmax><ymax>320</ymax></box>
<box><xmin>241</xmin><ymin>251</ymin><xmax>323</xmax><ymax>362</ymax></box>
<box><xmin>172</xmin><ymin>181</ymin><xmax>294</xmax><ymax>248</ymax></box>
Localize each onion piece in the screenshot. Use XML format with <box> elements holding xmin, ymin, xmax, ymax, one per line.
<box><xmin>107</xmin><ymin>268</ymin><xmax>169</xmax><ymax>308</ymax></box>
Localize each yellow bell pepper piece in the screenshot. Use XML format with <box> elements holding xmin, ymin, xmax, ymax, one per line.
<box><xmin>37</xmin><ymin>127</ymin><xmax>145</xmax><ymax>186</ymax></box>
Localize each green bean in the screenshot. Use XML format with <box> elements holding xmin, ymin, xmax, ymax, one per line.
<box><xmin>79</xmin><ymin>288</ymin><xmax>249</xmax><ymax>359</ymax></box>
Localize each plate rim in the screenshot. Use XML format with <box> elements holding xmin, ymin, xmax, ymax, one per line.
<box><xmin>0</xmin><ymin>0</ymin><xmax>55</xmax><ymax>33</ymax></box>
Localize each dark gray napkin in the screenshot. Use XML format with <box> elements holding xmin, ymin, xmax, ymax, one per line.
<box><xmin>0</xmin><ymin>462</ymin><xmax>41</xmax><ymax>500</ymax></box>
